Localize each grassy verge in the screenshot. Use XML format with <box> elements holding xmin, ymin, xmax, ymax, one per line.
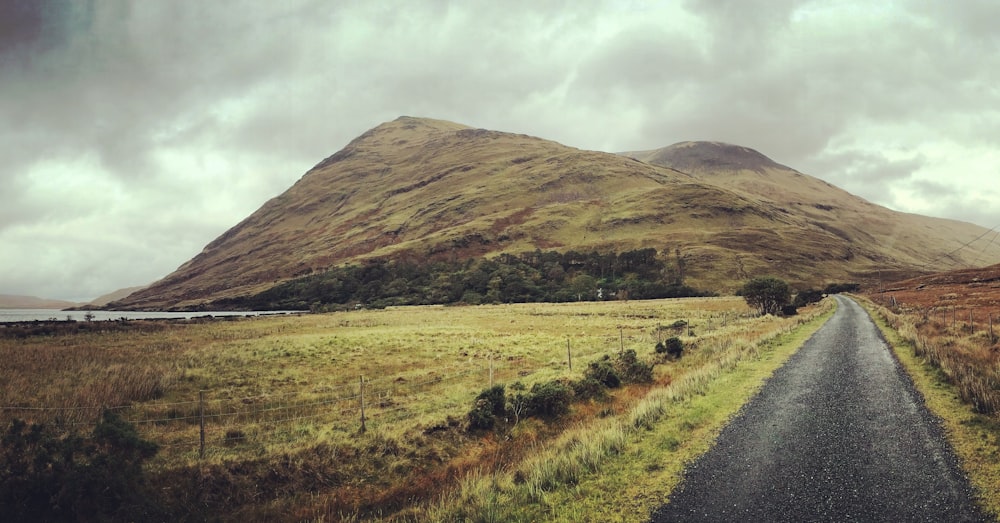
<box><xmin>420</xmin><ymin>298</ymin><xmax>836</xmax><ymax>521</ymax></box>
<box><xmin>857</xmin><ymin>296</ymin><xmax>1000</xmax><ymax>521</ymax></box>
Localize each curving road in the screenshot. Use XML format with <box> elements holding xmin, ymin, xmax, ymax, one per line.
<box><xmin>651</xmin><ymin>295</ymin><xmax>988</xmax><ymax>522</ymax></box>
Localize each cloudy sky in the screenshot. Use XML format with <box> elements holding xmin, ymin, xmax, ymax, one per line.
<box><xmin>3</xmin><ymin>0</ymin><xmax>999</xmax><ymax>302</ymax></box>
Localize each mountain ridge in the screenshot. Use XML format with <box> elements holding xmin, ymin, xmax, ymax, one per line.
<box><xmin>0</xmin><ymin>294</ymin><xmax>82</xmax><ymax>310</ymax></box>
<box><xmin>110</xmin><ymin>117</ymin><xmax>1000</xmax><ymax>310</ymax></box>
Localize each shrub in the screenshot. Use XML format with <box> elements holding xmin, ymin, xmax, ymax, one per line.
<box><xmin>0</xmin><ymin>411</ymin><xmax>160</xmax><ymax>521</ymax></box>
<box><xmin>467</xmin><ymin>385</ymin><xmax>506</xmax><ymax>431</ymax></box>
<box><xmin>584</xmin><ymin>356</ymin><xmax>621</xmax><ymax>388</ymax></box>
<box><xmin>824</xmin><ymin>282</ymin><xmax>859</xmax><ymax>294</ymax></box>
<box><xmin>656</xmin><ymin>337</ymin><xmax>684</xmax><ymax>359</ymax></box>
<box><xmin>571</xmin><ymin>377</ymin><xmax>607</xmax><ymax>400</ymax></box>
<box><xmin>741</xmin><ymin>277</ymin><xmax>791</xmax><ymax>316</ymax></box>
<box><xmin>793</xmin><ymin>289</ymin><xmax>824</xmax><ymax>308</ymax></box>
<box><xmin>526</xmin><ymin>380</ymin><xmax>572</xmax><ymax>419</ymax></box>
<box><xmin>614</xmin><ymin>349</ymin><xmax>653</xmax><ymax>383</ymax></box>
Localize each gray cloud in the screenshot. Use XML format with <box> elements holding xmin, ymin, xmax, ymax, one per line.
<box><xmin>808</xmin><ymin>150</ymin><xmax>927</xmax><ymax>204</ymax></box>
<box><xmin>3</xmin><ymin>0</ymin><xmax>1000</xmax><ymax>301</ymax></box>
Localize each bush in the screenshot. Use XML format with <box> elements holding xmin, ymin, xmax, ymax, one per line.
<box><xmin>571</xmin><ymin>376</ymin><xmax>608</xmax><ymax>400</ymax></box>
<box><xmin>467</xmin><ymin>385</ymin><xmax>506</xmax><ymax>430</ymax></box>
<box><xmin>793</xmin><ymin>289</ymin><xmax>824</xmax><ymax>308</ymax></box>
<box><xmin>614</xmin><ymin>349</ymin><xmax>653</xmax><ymax>383</ymax></box>
<box><xmin>584</xmin><ymin>356</ymin><xmax>621</xmax><ymax>388</ymax></box>
<box><xmin>824</xmin><ymin>282</ymin><xmax>859</xmax><ymax>294</ymax></box>
<box><xmin>741</xmin><ymin>277</ymin><xmax>791</xmax><ymax>316</ymax></box>
<box><xmin>656</xmin><ymin>337</ymin><xmax>684</xmax><ymax>359</ymax></box>
<box><xmin>526</xmin><ymin>380</ymin><xmax>572</xmax><ymax>419</ymax></box>
<box><xmin>0</xmin><ymin>411</ymin><xmax>161</xmax><ymax>521</ymax></box>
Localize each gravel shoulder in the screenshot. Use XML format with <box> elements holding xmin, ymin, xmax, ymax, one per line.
<box><xmin>650</xmin><ymin>295</ymin><xmax>988</xmax><ymax>522</ymax></box>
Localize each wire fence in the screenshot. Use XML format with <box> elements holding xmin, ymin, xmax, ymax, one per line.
<box><xmin>0</xmin><ymin>346</ymin><xmax>610</xmax><ymax>458</ymax></box>
<box><xmin>1</xmin><ymin>312</ymin><xmax>763</xmax><ymax>458</ymax></box>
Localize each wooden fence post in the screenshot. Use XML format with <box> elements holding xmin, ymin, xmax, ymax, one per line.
<box><xmin>619</xmin><ymin>328</ymin><xmax>624</xmax><ymax>355</ymax></box>
<box><xmin>970</xmin><ymin>309</ymin><xmax>975</xmax><ymax>334</ymax></box>
<box><xmin>359</xmin><ymin>376</ymin><xmax>366</xmax><ymax>434</ymax></box>
<box><xmin>567</xmin><ymin>338</ymin><xmax>573</xmax><ymax>373</ymax></box>
<box><xmin>199</xmin><ymin>390</ymin><xmax>205</xmax><ymax>459</ymax></box>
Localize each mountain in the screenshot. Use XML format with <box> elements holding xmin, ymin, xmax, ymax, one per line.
<box><xmin>622</xmin><ymin>141</ymin><xmax>995</xmax><ymax>276</ymax></box>
<box><xmin>84</xmin><ymin>286</ymin><xmax>147</xmax><ymax>308</ymax></box>
<box><xmin>112</xmin><ymin>117</ymin><xmax>1000</xmax><ymax>310</ymax></box>
<box><xmin>0</xmin><ymin>294</ymin><xmax>81</xmax><ymax>309</ymax></box>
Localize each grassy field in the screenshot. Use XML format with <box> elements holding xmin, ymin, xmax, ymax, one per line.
<box><xmin>1</xmin><ymin>297</ymin><xmax>833</xmax><ymax>520</ymax></box>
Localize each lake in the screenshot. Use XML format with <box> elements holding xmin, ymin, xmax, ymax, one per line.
<box><xmin>0</xmin><ymin>309</ymin><xmax>305</xmax><ymax>323</ymax></box>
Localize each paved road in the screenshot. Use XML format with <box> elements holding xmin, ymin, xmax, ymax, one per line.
<box><xmin>651</xmin><ymin>295</ymin><xmax>988</xmax><ymax>522</ymax></box>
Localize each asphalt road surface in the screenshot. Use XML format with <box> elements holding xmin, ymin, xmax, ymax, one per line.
<box><xmin>651</xmin><ymin>295</ymin><xmax>988</xmax><ymax>522</ymax></box>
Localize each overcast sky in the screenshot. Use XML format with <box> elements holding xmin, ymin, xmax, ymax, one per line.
<box><xmin>3</xmin><ymin>0</ymin><xmax>999</xmax><ymax>302</ymax></box>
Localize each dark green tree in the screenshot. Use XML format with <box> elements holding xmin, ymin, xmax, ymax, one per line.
<box><xmin>741</xmin><ymin>277</ymin><xmax>791</xmax><ymax>316</ymax></box>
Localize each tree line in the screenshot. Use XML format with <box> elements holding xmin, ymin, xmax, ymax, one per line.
<box><xmin>216</xmin><ymin>248</ymin><xmax>711</xmax><ymax>311</ymax></box>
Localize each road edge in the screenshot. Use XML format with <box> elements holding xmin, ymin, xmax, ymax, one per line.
<box><xmin>856</xmin><ymin>295</ymin><xmax>1000</xmax><ymax>522</ymax></box>
<box><xmin>536</xmin><ymin>298</ymin><xmax>839</xmax><ymax>522</ymax></box>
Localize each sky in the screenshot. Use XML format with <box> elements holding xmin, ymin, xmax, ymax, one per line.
<box><xmin>2</xmin><ymin>0</ymin><xmax>999</xmax><ymax>302</ymax></box>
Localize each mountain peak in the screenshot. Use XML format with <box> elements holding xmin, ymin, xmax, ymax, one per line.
<box><xmin>309</xmin><ymin>116</ymin><xmax>471</xmax><ymax>172</ymax></box>
<box><xmin>624</xmin><ymin>141</ymin><xmax>792</xmax><ymax>174</ymax></box>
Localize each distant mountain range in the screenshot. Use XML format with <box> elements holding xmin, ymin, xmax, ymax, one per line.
<box><xmin>0</xmin><ymin>295</ymin><xmax>81</xmax><ymax>309</ymax></box>
<box><xmin>110</xmin><ymin>116</ymin><xmax>1000</xmax><ymax>310</ymax></box>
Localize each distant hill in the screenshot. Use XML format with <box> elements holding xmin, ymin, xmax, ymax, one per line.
<box><xmin>622</xmin><ymin>141</ymin><xmax>994</xmax><ymax>277</ymax></box>
<box><xmin>84</xmin><ymin>286</ymin><xmax>147</xmax><ymax>308</ymax></box>
<box><xmin>111</xmin><ymin>117</ymin><xmax>1000</xmax><ymax>310</ymax></box>
<box><xmin>0</xmin><ymin>294</ymin><xmax>81</xmax><ymax>309</ymax></box>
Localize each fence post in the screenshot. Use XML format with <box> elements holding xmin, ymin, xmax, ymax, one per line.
<box><xmin>619</xmin><ymin>328</ymin><xmax>624</xmax><ymax>355</ymax></box>
<box><xmin>199</xmin><ymin>390</ymin><xmax>205</xmax><ymax>459</ymax></box>
<box><xmin>970</xmin><ymin>309</ymin><xmax>975</xmax><ymax>334</ymax></box>
<box><xmin>567</xmin><ymin>338</ymin><xmax>573</xmax><ymax>373</ymax></box>
<box><xmin>359</xmin><ymin>376</ymin><xmax>367</xmax><ymax>433</ymax></box>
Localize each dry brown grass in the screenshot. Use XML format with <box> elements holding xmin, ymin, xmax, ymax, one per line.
<box><xmin>0</xmin><ymin>297</ymin><xmax>829</xmax><ymax>520</ymax></box>
<box><xmin>867</xmin><ymin>297</ymin><xmax>1000</xmax><ymax>414</ymax></box>
<box><xmin>866</xmin><ymin>264</ymin><xmax>1000</xmax><ymax>414</ymax></box>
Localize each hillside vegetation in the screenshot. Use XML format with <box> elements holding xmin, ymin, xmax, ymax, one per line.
<box><xmin>111</xmin><ymin>117</ymin><xmax>1000</xmax><ymax>311</ymax></box>
<box><xmin>217</xmin><ymin>248</ymin><xmax>709</xmax><ymax>311</ymax></box>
